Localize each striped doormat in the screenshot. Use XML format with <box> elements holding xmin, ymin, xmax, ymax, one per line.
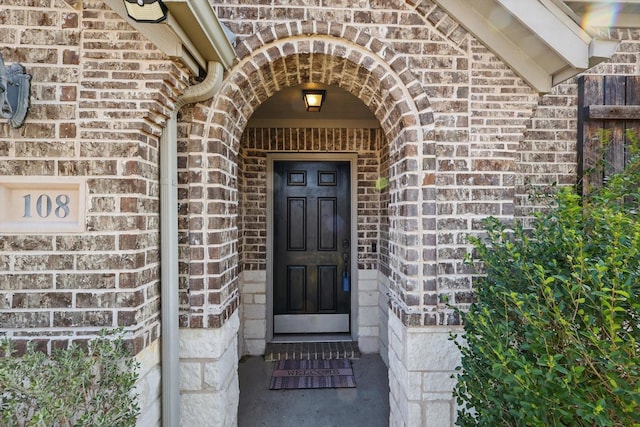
<box><xmin>269</xmin><ymin>358</ymin><xmax>356</xmax><ymax>390</ymax></box>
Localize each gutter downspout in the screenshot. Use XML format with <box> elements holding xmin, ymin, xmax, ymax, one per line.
<box><xmin>161</xmin><ymin>61</ymin><xmax>224</xmax><ymax>427</ymax></box>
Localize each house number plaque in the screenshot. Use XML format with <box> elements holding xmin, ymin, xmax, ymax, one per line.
<box><xmin>0</xmin><ymin>177</ymin><xmax>86</xmax><ymax>233</ymax></box>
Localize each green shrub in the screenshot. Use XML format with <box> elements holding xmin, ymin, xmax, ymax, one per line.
<box><xmin>453</xmin><ymin>140</ymin><xmax>640</xmax><ymax>426</ymax></box>
<box><xmin>0</xmin><ymin>329</ymin><xmax>140</xmax><ymax>427</ymax></box>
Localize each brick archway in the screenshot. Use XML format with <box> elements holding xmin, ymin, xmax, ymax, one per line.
<box><xmin>180</xmin><ymin>22</ymin><xmax>436</xmax><ymax>337</ymax></box>
<box><xmin>219</xmin><ymin>21</ymin><xmax>433</xmax><ymax>151</ymax></box>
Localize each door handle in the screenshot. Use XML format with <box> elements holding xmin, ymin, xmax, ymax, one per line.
<box><xmin>342</xmin><ymin>254</ymin><xmax>350</xmax><ymax>292</ymax></box>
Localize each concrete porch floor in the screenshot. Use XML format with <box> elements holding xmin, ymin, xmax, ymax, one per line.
<box><xmin>238</xmin><ymin>354</ymin><xmax>390</xmax><ymax>426</ymax></box>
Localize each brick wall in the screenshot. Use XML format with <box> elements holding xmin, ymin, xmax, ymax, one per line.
<box><xmin>4</xmin><ymin>0</ymin><xmax>635</xmax><ymax>343</ymax></box>
<box><xmin>172</xmin><ymin>14</ymin><xmax>434</xmax><ymax>329</ymax></box>
<box><xmin>208</xmin><ymin>0</ymin><xmax>542</xmax><ymax>329</ymax></box>
<box><xmin>175</xmin><ymin>100</ymin><xmax>241</xmax><ymax>329</ymax></box>
<box><xmin>0</xmin><ymin>0</ymin><xmax>188</xmax><ymax>353</ymax></box>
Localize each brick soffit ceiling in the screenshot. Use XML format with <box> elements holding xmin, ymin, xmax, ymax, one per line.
<box><xmin>433</xmin><ymin>0</ymin><xmax>629</xmax><ymax>93</ymax></box>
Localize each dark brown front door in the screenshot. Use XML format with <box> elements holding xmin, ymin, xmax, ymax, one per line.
<box><xmin>273</xmin><ymin>160</ymin><xmax>351</xmax><ymax>334</ymax></box>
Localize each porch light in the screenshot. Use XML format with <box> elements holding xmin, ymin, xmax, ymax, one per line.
<box><xmin>123</xmin><ymin>0</ymin><xmax>168</xmax><ymax>23</ymax></box>
<box><xmin>303</xmin><ymin>90</ymin><xmax>325</xmax><ymax>112</ymax></box>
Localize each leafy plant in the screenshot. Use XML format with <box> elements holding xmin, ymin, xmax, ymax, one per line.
<box><xmin>453</xmin><ymin>135</ymin><xmax>640</xmax><ymax>426</ymax></box>
<box><xmin>0</xmin><ymin>329</ymin><xmax>140</xmax><ymax>427</ymax></box>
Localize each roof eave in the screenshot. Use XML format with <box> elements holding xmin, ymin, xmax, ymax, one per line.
<box><xmin>434</xmin><ymin>0</ymin><xmax>620</xmax><ymax>94</ymax></box>
<box><xmin>103</xmin><ymin>0</ymin><xmax>237</xmax><ymax>75</ymax></box>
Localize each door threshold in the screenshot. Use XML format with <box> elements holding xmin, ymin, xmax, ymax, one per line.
<box><xmin>270</xmin><ymin>333</ymin><xmax>353</xmax><ymax>343</ymax></box>
<box><xmin>264</xmin><ymin>338</ymin><xmax>360</xmax><ymax>361</ymax></box>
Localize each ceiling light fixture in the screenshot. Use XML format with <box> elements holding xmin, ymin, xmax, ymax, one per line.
<box><xmin>123</xmin><ymin>0</ymin><xmax>168</xmax><ymax>23</ymax></box>
<box><xmin>302</xmin><ymin>90</ymin><xmax>325</xmax><ymax>112</ymax></box>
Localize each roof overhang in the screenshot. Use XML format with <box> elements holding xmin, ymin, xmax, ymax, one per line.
<box><xmin>103</xmin><ymin>0</ymin><xmax>236</xmax><ymax>75</ymax></box>
<box><xmin>564</xmin><ymin>1</ymin><xmax>640</xmax><ymax>28</ymax></box>
<box><xmin>434</xmin><ymin>0</ymin><xmax>621</xmax><ymax>93</ymax></box>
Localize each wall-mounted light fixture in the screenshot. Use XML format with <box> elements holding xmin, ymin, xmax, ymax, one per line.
<box><xmin>302</xmin><ymin>90</ymin><xmax>325</xmax><ymax>112</ymax></box>
<box><xmin>0</xmin><ymin>52</ymin><xmax>31</xmax><ymax>129</ymax></box>
<box><xmin>123</xmin><ymin>0</ymin><xmax>168</xmax><ymax>23</ymax></box>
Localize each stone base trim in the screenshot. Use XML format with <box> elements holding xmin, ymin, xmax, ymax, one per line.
<box><xmin>179</xmin><ymin>313</ymin><xmax>240</xmax><ymax>427</ymax></box>
<box><xmin>134</xmin><ymin>338</ymin><xmax>161</xmax><ymax>427</ymax></box>
<box><xmin>388</xmin><ymin>311</ymin><xmax>464</xmax><ymax>427</ymax></box>
<box><xmin>240</xmin><ymin>269</ymin><xmax>384</xmax><ymax>358</ymax></box>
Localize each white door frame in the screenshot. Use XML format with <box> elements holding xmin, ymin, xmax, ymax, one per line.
<box><xmin>266</xmin><ymin>152</ymin><xmax>359</xmax><ymax>342</ymax></box>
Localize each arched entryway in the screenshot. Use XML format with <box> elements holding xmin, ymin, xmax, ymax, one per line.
<box><xmin>176</xmin><ymin>21</ymin><xmax>435</xmax><ymax>425</ymax></box>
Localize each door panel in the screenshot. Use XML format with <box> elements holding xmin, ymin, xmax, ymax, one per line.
<box><xmin>273</xmin><ymin>160</ymin><xmax>351</xmax><ymax>334</ymax></box>
<box><xmin>287</xmin><ymin>266</ymin><xmax>306</xmax><ymax>313</ymax></box>
<box><xmin>318</xmin><ymin>198</ymin><xmax>337</xmax><ymax>250</ymax></box>
<box><xmin>318</xmin><ymin>265</ymin><xmax>337</xmax><ymax>312</ymax></box>
<box><xmin>287</xmin><ymin>198</ymin><xmax>306</xmax><ymax>250</ymax></box>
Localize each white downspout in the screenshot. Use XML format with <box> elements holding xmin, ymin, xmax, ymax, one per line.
<box><xmin>161</xmin><ymin>61</ymin><xmax>224</xmax><ymax>427</ymax></box>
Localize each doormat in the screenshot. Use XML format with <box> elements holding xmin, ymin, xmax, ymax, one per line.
<box><xmin>269</xmin><ymin>358</ymin><xmax>356</xmax><ymax>390</ymax></box>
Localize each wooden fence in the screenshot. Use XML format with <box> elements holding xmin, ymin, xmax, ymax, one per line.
<box><xmin>577</xmin><ymin>75</ymin><xmax>640</xmax><ymax>194</ymax></box>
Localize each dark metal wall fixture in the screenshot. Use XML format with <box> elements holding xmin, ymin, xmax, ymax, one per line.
<box><xmin>0</xmin><ymin>52</ymin><xmax>31</xmax><ymax>129</ymax></box>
